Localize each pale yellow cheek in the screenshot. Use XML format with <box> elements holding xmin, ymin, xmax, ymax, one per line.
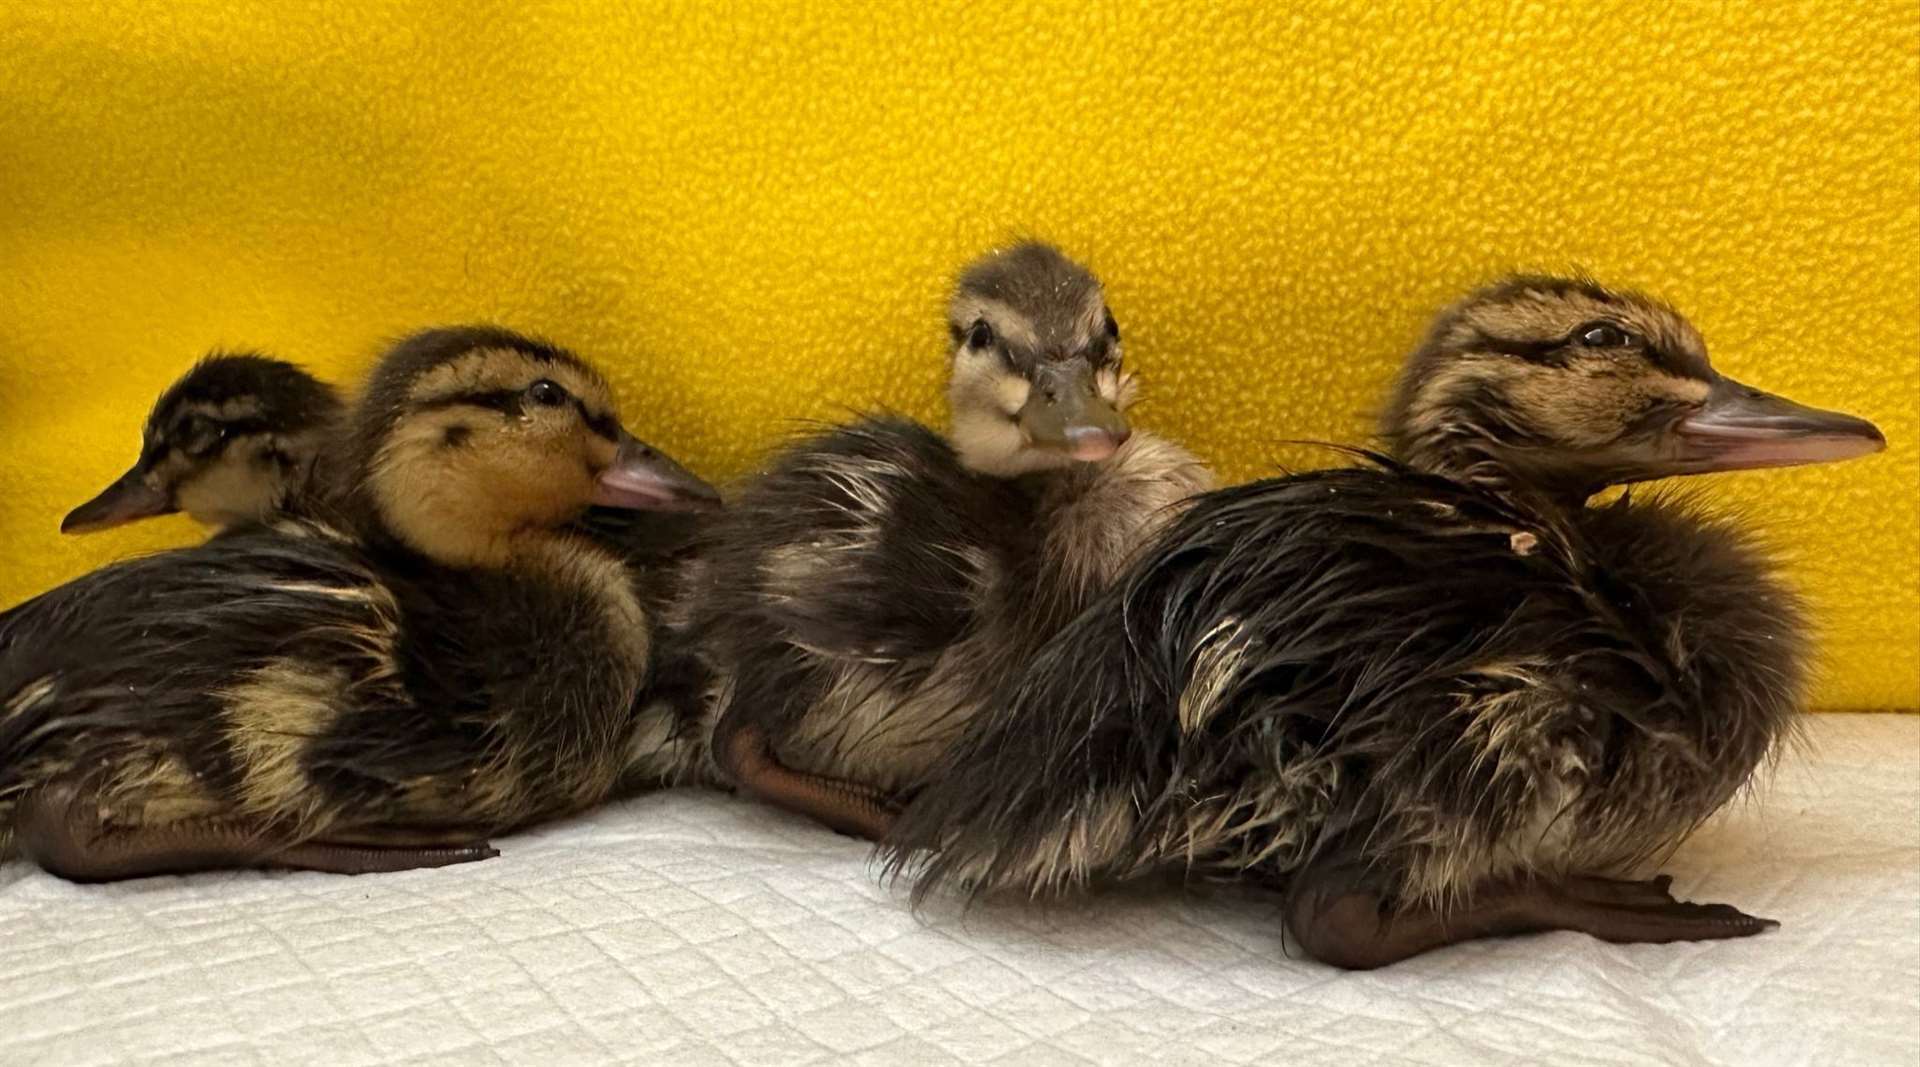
<box><xmin>369</xmin><ymin>412</ymin><xmax>602</xmax><ymax>564</ymax></box>
<box><xmin>950</xmin><ymin>350</ymin><xmax>1031</xmax><ymax>415</ymax></box>
<box><xmin>582</xmin><ymin>432</ymin><xmax>619</xmax><ymax>473</ymax></box>
<box><xmin>993</xmin><ymin>373</ymin><xmax>1032</xmax><ymax>414</ymax></box>
<box><xmin>175</xmin><ymin>460</ymin><xmax>278</xmax><ymax>525</ymax></box>
<box><xmin>1095</xmin><ymin>366</ymin><xmax>1138</xmax><ymax>409</ymax></box>
<box><xmin>1658</xmin><ymin>376</ymin><xmax>1712</xmax><ymax>405</ymax></box>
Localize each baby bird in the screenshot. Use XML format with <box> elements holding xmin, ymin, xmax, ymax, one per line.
<box><xmin>62</xmin><ymin>352</ymin><xmax>344</xmax><ymax>534</ymax></box>
<box><xmin>1</xmin><ymin>327</ymin><xmax>719</xmax><ymax>880</ymax></box>
<box><xmin>884</xmin><ymin>275</ymin><xmax>1885</xmax><ymax>968</ymax></box>
<box><xmin>695</xmin><ymin>242</ymin><xmax>1212</xmax><ymax>838</ymax></box>
<box><xmin>63</xmin><ymin>351</ymin><xmax>709</xmax><ymax>612</ymax></box>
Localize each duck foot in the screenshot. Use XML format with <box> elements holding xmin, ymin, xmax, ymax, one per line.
<box><xmin>1557</xmin><ymin>872</ymin><xmax>1678</xmax><ymax>906</ymax></box>
<box><xmin>14</xmin><ymin>777</ymin><xmax>497</xmax><ymax>883</ymax></box>
<box><xmin>717</xmin><ymin>720</ymin><xmax>901</xmax><ymax>841</ymax></box>
<box><xmin>272</xmin><ymin>838</ymin><xmax>499</xmax><ymax>875</ymax></box>
<box><xmin>1285</xmin><ymin>867</ymin><xmax>1776</xmax><ymax>970</ymax></box>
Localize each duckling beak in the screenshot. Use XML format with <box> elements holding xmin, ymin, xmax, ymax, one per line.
<box><xmin>1669</xmin><ymin>377</ymin><xmax>1886</xmax><ymax>474</ymax></box>
<box><xmin>591</xmin><ymin>432</ymin><xmax>723</xmax><ymax>512</ymax></box>
<box><xmin>1016</xmin><ymin>359</ymin><xmax>1132</xmax><ymax>462</ymax></box>
<box><xmin>60</xmin><ymin>465</ymin><xmax>176</xmax><ymax>534</ymax></box>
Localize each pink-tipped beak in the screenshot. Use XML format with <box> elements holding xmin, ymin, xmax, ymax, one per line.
<box><xmin>1672</xmin><ymin>378</ymin><xmax>1886</xmax><ymax>474</ymax></box>
<box><xmin>591</xmin><ymin>433</ymin><xmax>722</xmax><ymax>512</ymax></box>
<box><xmin>1016</xmin><ymin>358</ymin><xmax>1132</xmax><ymax>464</ymax></box>
<box><xmin>1064</xmin><ymin>425</ymin><xmax>1130</xmax><ymax>462</ymax></box>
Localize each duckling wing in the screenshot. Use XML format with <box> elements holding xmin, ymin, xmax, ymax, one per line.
<box><xmin>703</xmin><ymin>417</ymin><xmax>1019</xmax><ymax>665</ymax></box>
<box><xmin>692</xmin><ymin>416</ymin><xmax>1034</xmax><ymax>794</ymax></box>
<box><xmin>0</xmin><ymin>523</ymin><xmax>398</xmax><ymax>842</ymax></box>
<box><xmin>295</xmin><ymin>556</ymin><xmax>650</xmax><ymax>830</ymax></box>
<box><xmin>883</xmin><ymin>465</ymin><xmax>1581</xmax><ymax>900</ymax></box>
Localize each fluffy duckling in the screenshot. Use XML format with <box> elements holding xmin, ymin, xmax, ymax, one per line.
<box><xmin>66</xmin><ymin>351</ymin><xmax>708</xmax><ymax>603</ymax></box>
<box><xmin>62</xmin><ymin>352</ymin><xmax>344</xmax><ymax>534</ymax></box>
<box><xmin>695</xmin><ymin>242</ymin><xmax>1212</xmax><ymax>838</ymax></box>
<box><xmin>1</xmin><ymin>327</ymin><xmax>719</xmax><ymax>880</ymax></box>
<box><xmin>884</xmin><ymin>275</ymin><xmax>1885</xmax><ymax>968</ymax></box>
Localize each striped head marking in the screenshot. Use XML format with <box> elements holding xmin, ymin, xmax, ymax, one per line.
<box><xmin>1383</xmin><ymin>275</ymin><xmax>1881</xmax><ymax>495</ymax></box>
<box><xmin>62</xmin><ymin>353</ymin><xmax>343</xmax><ymax>534</ymax></box>
<box><xmin>947</xmin><ymin>242</ymin><xmax>1136</xmax><ymax>477</ymax></box>
<box><xmin>356</xmin><ymin>327</ymin><xmax>718</xmax><ymax>566</ymax></box>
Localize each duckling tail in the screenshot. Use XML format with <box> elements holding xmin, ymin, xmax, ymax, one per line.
<box><xmin>0</xmin><ymin>666</ymin><xmax>67</xmax><ymax>860</ymax></box>
<box><xmin>0</xmin><ymin>531</ymin><xmax>382</xmax><ymax>863</ymax></box>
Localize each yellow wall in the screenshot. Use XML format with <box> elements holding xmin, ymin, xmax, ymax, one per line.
<box><xmin>1</xmin><ymin>2</ymin><xmax>1914</xmax><ymax>709</ymax></box>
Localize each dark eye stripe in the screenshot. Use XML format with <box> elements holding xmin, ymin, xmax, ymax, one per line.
<box><xmin>1473</xmin><ymin>331</ymin><xmax>1575</xmax><ymax>365</ymax></box>
<box><xmin>579</xmin><ymin>406</ymin><xmax>621</xmax><ymax>442</ymax></box>
<box><xmin>415</xmin><ymin>389</ymin><xmax>526</xmax><ymax>417</ymax></box>
<box><xmin>208</xmin><ymin>416</ymin><xmax>277</xmax><ymax>438</ymax></box>
<box><xmin>170</xmin><ymin>416</ymin><xmax>275</xmax><ymax>441</ymax></box>
<box><xmin>1476</xmin><ymin>326</ymin><xmax>1706</xmax><ymax>381</ymax></box>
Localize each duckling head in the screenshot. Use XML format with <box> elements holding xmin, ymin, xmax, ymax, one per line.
<box><xmin>62</xmin><ymin>353</ymin><xmax>345</xmax><ymax>535</ymax></box>
<box><xmin>349</xmin><ymin>326</ymin><xmax>720</xmax><ymax>567</ymax></box>
<box><xmin>945</xmin><ymin>241</ymin><xmax>1134</xmax><ymax>477</ymax></box>
<box><xmin>1383</xmin><ymin>274</ymin><xmax>1885</xmax><ymax>498</ymax></box>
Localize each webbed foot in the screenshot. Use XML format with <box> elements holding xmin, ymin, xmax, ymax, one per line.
<box><xmin>717</xmin><ymin>720</ymin><xmax>901</xmax><ymax>841</ymax></box>
<box><xmin>1285</xmin><ymin>864</ymin><xmax>1775</xmax><ymax>970</ymax></box>
<box><xmin>15</xmin><ymin>776</ymin><xmax>497</xmax><ymax>882</ymax></box>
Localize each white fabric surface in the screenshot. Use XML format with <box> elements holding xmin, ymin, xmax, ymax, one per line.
<box><xmin>2</xmin><ymin>714</ymin><xmax>1915</xmax><ymax>1066</ymax></box>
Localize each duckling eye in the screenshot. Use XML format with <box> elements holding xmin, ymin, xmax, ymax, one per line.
<box><xmin>1577</xmin><ymin>322</ymin><xmax>1633</xmax><ymax>348</ymax></box>
<box><xmin>527</xmin><ymin>379</ymin><xmax>569</xmax><ymax>408</ymax></box>
<box><xmin>966</xmin><ymin>321</ymin><xmax>996</xmax><ymax>350</ymax></box>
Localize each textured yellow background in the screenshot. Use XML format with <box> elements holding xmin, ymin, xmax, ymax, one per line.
<box><xmin>1</xmin><ymin>3</ymin><xmax>1914</xmax><ymax>709</ymax></box>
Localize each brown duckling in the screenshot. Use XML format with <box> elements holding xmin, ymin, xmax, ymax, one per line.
<box><xmin>1</xmin><ymin>326</ymin><xmax>719</xmax><ymax>880</ymax></box>
<box><xmin>884</xmin><ymin>275</ymin><xmax>1885</xmax><ymax>968</ymax></box>
<box><xmin>62</xmin><ymin>352</ymin><xmax>345</xmax><ymax>534</ymax></box>
<box><xmin>695</xmin><ymin>242</ymin><xmax>1212</xmax><ymax>838</ymax></box>
<box><xmin>64</xmin><ymin>350</ymin><xmax>712</xmax><ymax>625</ymax></box>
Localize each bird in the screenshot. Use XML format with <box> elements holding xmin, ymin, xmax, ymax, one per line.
<box><xmin>0</xmin><ymin>326</ymin><xmax>722</xmax><ymax>881</ymax></box>
<box><xmin>691</xmin><ymin>241</ymin><xmax>1213</xmax><ymax>839</ymax></box>
<box><xmin>61</xmin><ymin>352</ymin><xmax>345</xmax><ymax>535</ymax></box>
<box><xmin>882</xmin><ymin>274</ymin><xmax>1886</xmax><ymax>969</ymax></box>
<box><xmin>61</xmin><ymin>350</ymin><xmax>708</xmax><ymax>588</ymax></box>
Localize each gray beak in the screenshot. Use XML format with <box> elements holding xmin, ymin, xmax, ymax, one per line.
<box><xmin>1016</xmin><ymin>358</ymin><xmax>1131</xmax><ymax>462</ymax></box>
<box><xmin>591</xmin><ymin>431</ymin><xmax>723</xmax><ymax>512</ymax></box>
<box><xmin>1669</xmin><ymin>376</ymin><xmax>1886</xmax><ymax>474</ymax></box>
<box><xmin>61</xmin><ymin>464</ymin><xmax>175</xmax><ymax>534</ymax></box>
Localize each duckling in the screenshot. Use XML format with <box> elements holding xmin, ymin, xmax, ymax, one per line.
<box><xmin>64</xmin><ymin>351</ymin><xmax>707</xmax><ymax>587</ymax></box>
<box><xmin>1</xmin><ymin>326</ymin><xmax>720</xmax><ymax>880</ymax></box>
<box><xmin>62</xmin><ymin>352</ymin><xmax>345</xmax><ymax>534</ymax></box>
<box><xmin>884</xmin><ymin>275</ymin><xmax>1885</xmax><ymax>969</ymax></box>
<box><xmin>695</xmin><ymin>242</ymin><xmax>1212</xmax><ymax>838</ymax></box>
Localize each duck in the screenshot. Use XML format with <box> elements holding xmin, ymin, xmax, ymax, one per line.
<box><xmin>62</xmin><ymin>350</ymin><xmax>707</xmax><ymax>595</ymax></box>
<box><xmin>61</xmin><ymin>352</ymin><xmax>345</xmax><ymax>535</ymax></box>
<box><xmin>882</xmin><ymin>274</ymin><xmax>1886</xmax><ymax>969</ymax></box>
<box><xmin>0</xmin><ymin>325</ymin><xmax>721</xmax><ymax>880</ymax></box>
<box><xmin>693</xmin><ymin>241</ymin><xmax>1213</xmax><ymax>839</ymax></box>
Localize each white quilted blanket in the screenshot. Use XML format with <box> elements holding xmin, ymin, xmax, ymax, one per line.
<box><xmin>3</xmin><ymin>714</ymin><xmax>1915</xmax><ymax>1066</ymax></box>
